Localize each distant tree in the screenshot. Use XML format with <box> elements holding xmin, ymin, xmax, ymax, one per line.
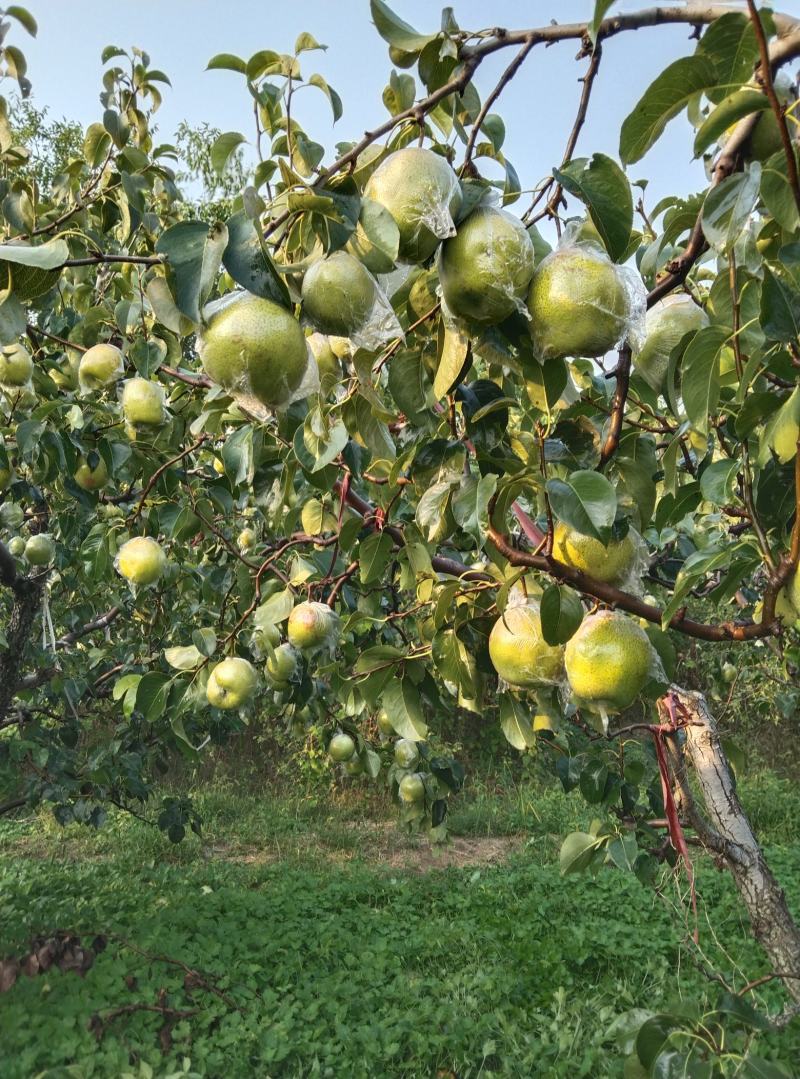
<box><xmin>7</xmin><ymin>97</ymin><xmax>83</xmax><ymax>190</ymax></box>
<box><xmin>174</xmin><ymin>119</ymin><xmax>247</xmax><ymax>219</ymax></box>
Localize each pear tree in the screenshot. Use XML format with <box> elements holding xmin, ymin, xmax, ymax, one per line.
<box><xmin>2</xmin><ymin>2</ymin><xmax>800</xmax><ymax>1066</ymax></box>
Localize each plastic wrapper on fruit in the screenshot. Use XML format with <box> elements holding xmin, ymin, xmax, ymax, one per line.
<box><xmin>561</xmin><ymin>608</ymin><xmax>668</xmax><ymax>731</ymax></box>
<box><xmin>300</xmin><ymin>252</ymin><xmax>404</xmax><ymax>354</ymax></box>
<box><xmin>488</xmin><ymin>592</ymin><xmax>566</xmax><ymax>692</ymax></box>
<box><xmin>633</xmin><ymin>292</ymin><xmax>709</xmax><ymax>393</ymax></box>
<box><xmin>436</xmin><ymin>203</ymin><xmax>536</xmax><ymax>329</ymax></box>
<box><xmin>363</xmin><ymin>146</ymin><xmax>462</xmax><ymax>264</ymax></box>
<box><xmin>197</xmin><ymin>290</ymin><xmax>320</xmax><ymax>423</ymax></box>
<box><xmin>552</xmin><ymin>521</ymin><xmax>650</xmax><ymax>599</ymax></box>
<box><xmin>527</xmin><ymin>234</ymin><xmax>647</xmax><ymax>362</ymax></box>
<box><xmin>349</xmin><ymin>270</ymin><xmax>405</xmax><ymax>353</ymax></box>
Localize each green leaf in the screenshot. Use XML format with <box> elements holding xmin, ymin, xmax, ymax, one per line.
<box><xmin>742</xmin><ymin>1056</ymin><xmax>792</xmax><ymax>1078</ymax></box>
<box><xmin>701</xmin><ymin>164</ymin><xmax>761</xmax><ymax>252</ymax></box>
<box><xmin>351</xmin><ymin>394</ymin><xmax>396</xmax><ymax>463</ymax></box>
<box><xmin>0</xmin><ymin>237</ymin><xmax>67</xmax><ymax>270</ymax></box>
<box><xmin>589</xmin><ymin>0</ymin><xmax>617</xmax><ymax>45</ymax></box>
<box><xmin>761</xmin><ymin>151</ymin><xmax>800</xmax><ymax>233</ymax></box>
<box><xmin>135</xmin><ymin>671</ymin><xmax>170</xmax><ymax>723</ymax></box>
<box><xmin>559</xmin><ymin>831</ymin><xmax>602</xmax><ymax>874</ymax></box>
<box><xmin>693</xmin><ymin>88</ymin><xmax>769</xmax><ymax>157</ymax></box>
<box><xmin>681</xmin><ymin>325</ymin><xmax>729</xmax><ymax>435</ymax></box>
<box><xmin>383</xmin><ymin>69</ymin><xmax>416</xmax><ymax>116</ymax></box>
<box><xmin>83</xmin><ymin>122</ymin><xmax>111</xmax><ymax>167</ymax></box>
<box><xmin>699</xmin><ymin>458</ymin><xmax>739</xmax><ymax>505</ymax></box>
<box><xmin>434</xmin><ymin>323</ymin><xmax>471</xmax><ymax>400</ymax></box>
<box><xmin>451</xmin><ymin>473</ymin><xmax>497</xmax><ymax>547</ymax></box>
<box><xmin>221</xmin><ymin>424</ymin><xmax>254</xmax><ymax>485</ymax></box>
<box><xmin>308</xmin><ymin>73</ymin><xmax>343</xmax><ymax>123</ymax></box>
<box><xmin>254</xmin><ymin>589</ymin><xmax>294</xmax><ymax>634</ymax></box>
<box><xmin>524</xmin><ymin>357</ymin><xmax>567</xmax><ymax>414</ymax></box>
<box><xmin>499</xmin><ymin>694</ymin><xmax>536</xmax><ymax>750</ymax></box>
<box><xmin>382</xmin><ymin>678</ymin><xmax>429</xmax><ymax>741</ymax></box>
<box><xmin>696</xmin><ymin>12</ymin><xmax>762</xmax><ymax>106</ymax></box>
<box><xmin>246</xmin><ymin>50</ymin><xmax>282</xmax><ymax>80</ymax></box>
<box><xmin>607</xmin><ymin>833</ymin><xmax>638</xmax><ymax>872</ymax></box>
<box><xmin>206</xmin><ymin>53</ymin><xmax>247</xmax><ymax>73</ymax></box>
<box><xmin>415</xmin><ymin>480</ymin><xmax>453</xmax><ymax>542</ymax></box>
<box><xmin>553</xmin><ymin>153</ymin><xmax>632</xmax><ymax>261</ymax></box>
<box><xmin>370</xmin><ymin>0</ymin><xmax>435</xmax><ymax>52</ymax></box>
<box><xmin>146</xmin><ymin>276</ymin><xmax>195</xmax><ymax>337</ymax></box>
<box><xmin>619</xmin><ymin>55</ymin><xmax>717</xmax><ymax>165</ymax></box>
<box><xmin>0</xmin><ymin>291</ymin><xmax>26</xmax><ymax>344</ymax></box>
<box><xmin>546</xmin><ymin>470</ymin><xmax>617</xmax><ymax>544</ymax></box>
<box><xmin>156</xmin><ymin>220</ymin><xmax>228</xmax><ymax>325</ymax></box>
<box><xmin>164</xmin><ymin>645</ymin><xmax>203</xmax><ymax>670</ymax></box>
<box><xmin>353</xmin><ymin>645</ymin><xmax>404</xmax><ymax>675</ymax></box>
<box><xmin>210</xmin><ymin>131</ymin><xmax>246</xmax><ymax>177</ymax></box>
<box><xmin>295</xmin><ymin>32</ymin><xmax>326</xmax><ymax>54</ymax></box>
<box><xmin>6</xmin><ymin>6</ymin><xmax>38</xmax><ymax>35</ymax></box>
<box><xmin>761</xmin><ymin>254</ymin><xmax>800</xmax><ymax>344</ymax></box>
<box><xmin>358</xmin><ymin>531</ymin><xmax>394</xmax><ymax>585</ymax></box>
<box><xmin>222</xmin><ymin>211</ymin><xmax>291</xmax><ymax>309</ymax></box>
<box><xmin>299</xmin><ymin>407</ymin><xmax>349</xmax><ymax>472</ymax></box>
<box><xmin>192</xmin><ymin>628</ymin><xmax>217</xmax><ymax>657</ymax></box>
<box><xmin>540</xmin><ymin>585</ymin><xmax>584</xmax><ymax>645</ymax></box>
<box><xmin>347</xmin><ymin>197</ymin><xmax>399</xmax><ymax>274</ymax></box>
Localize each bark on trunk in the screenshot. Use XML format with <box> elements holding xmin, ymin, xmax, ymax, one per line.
<box><xmin>672</xmin><ymin>686</ymin><xmax>800</xmax><ymax>1004</ymax></box>
<box><xmin>0</xmin><ymin>576</ymin><xmax>45</xmax><ymax>725</ymax></box>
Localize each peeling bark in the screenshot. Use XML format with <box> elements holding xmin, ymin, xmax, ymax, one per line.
<box><xmin>673</xmin><ymin>687</ymin><xmax>800</xmax><ymax>1004</ymax></box>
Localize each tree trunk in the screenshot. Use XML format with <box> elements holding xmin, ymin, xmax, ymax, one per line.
<box><xmin>0</xmin><ymin>576</ymin><xmax>45</xmax><ymax>726</ymax></box>
<box><xmin>671</xmin><ymin>686</ymin><xmax>800</xmax><ymax>1004</ymax></box>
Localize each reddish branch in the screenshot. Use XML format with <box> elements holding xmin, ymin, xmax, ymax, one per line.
<box><xmin>747</xmin><ymin>0</ymin><xmax>800</xmax><ymax>216</ymax></box>
<box><xmin>132</xmin><ymin>435</ymin><xmax>209</xmax><ymax>521</ymax></box>
<box><xmin>486</xmin><ymin>524</ymin><xmax>778</xmax><ymax>642</ymax></box>
<box><xmin>598</xmin><ymin>346</ymin><xmax>631</xmax><ymax>470</ymax></box>
<box><xmin>336</xmin><ymin>481</ymin><xmax>491</xmax><ymax>584</ymax></box>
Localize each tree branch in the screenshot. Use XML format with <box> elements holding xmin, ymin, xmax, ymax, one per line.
<box><xmin>63</xmin><ymin>253</ymin><xmax>163</xmax><ymax>268</ymax></box>
<box><xmin>132</xmin><ymin>435</ymin><xmax>208</xmax><ymax>521</ymax></box>
<box><xmin>463</xmin><ymin>38</ymin><xmax>537</xmax><ymax>169</ymax></box>
<box><xmin>526</xmin><ymin>45</ymin><xmax>603</xmax><ymax>223</ymax></box>
<box><xmin>262</xmin><ymin>6</ymin><xmax>800</xmax><ymax>241</ymax></box>
<box><xmin>486</xmin><ymin>524</ymin><xmax>778</xmax><ymax>641</ymax></box>
<box><xmin>747</xmin><ymin>0</ymin><xmax>800</xmax><ymax>216</ymax></box>
<box><xmin>598</xmin><ymin>345</ymin><xmax>632</xmax><ymax>469</ymax></box>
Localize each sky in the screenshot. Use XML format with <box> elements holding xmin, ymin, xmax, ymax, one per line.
<box><xmin>11</xmin><ymin>1</ymin><xmax>772</xmax><ymax>217</ymax></box>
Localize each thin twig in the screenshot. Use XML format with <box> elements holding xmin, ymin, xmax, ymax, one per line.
<box><xmin>132</xmin><ymin>435</ymin><xmax>208</xmax><ymax>521</ymax></box>
<box><xmin>463</xmin><ymin>38</ymin><xmax>537</xmax><ymax>169</ymax></box>
<box><xmin>747</xmin><ymin>0</ymin><xmax>800</xmax><ymax>215</ymax></box>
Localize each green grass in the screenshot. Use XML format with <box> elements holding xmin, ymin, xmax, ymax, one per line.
<box><xmin>1</xmin><ymin>773</ymin><xmax>799</xmax><ymax>1077</ymax></box>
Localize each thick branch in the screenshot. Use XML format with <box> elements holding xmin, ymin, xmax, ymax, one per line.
<box><xmin>674</xmin><ymin>687</ymin><xmax>800</xmax><ymax>1003</ymax></box>
<box><xmin>55</xmin><ymin>606</ymin><xmax>122</xmax><ymax>649</ymax></box>
<box><xmin>0</xmin><ymin>539</ymin><xmax>17</xmax><ymax>588</ymax></box>
<box><xmin>486</xmin><ymin>524</ymin><xmax>776</xmax><ymax>641</ymax></box>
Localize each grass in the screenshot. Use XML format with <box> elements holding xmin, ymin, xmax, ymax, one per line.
<box><xmin>1</xmin><ymin>772</ymin><xmax>800</xmax><ymax>1077</ymax></box>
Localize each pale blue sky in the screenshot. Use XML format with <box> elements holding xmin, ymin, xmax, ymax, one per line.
<box><xmin>19</xmin><ymin>1</ymin><xmax>732</xmax><ymax>213</ymax></box>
